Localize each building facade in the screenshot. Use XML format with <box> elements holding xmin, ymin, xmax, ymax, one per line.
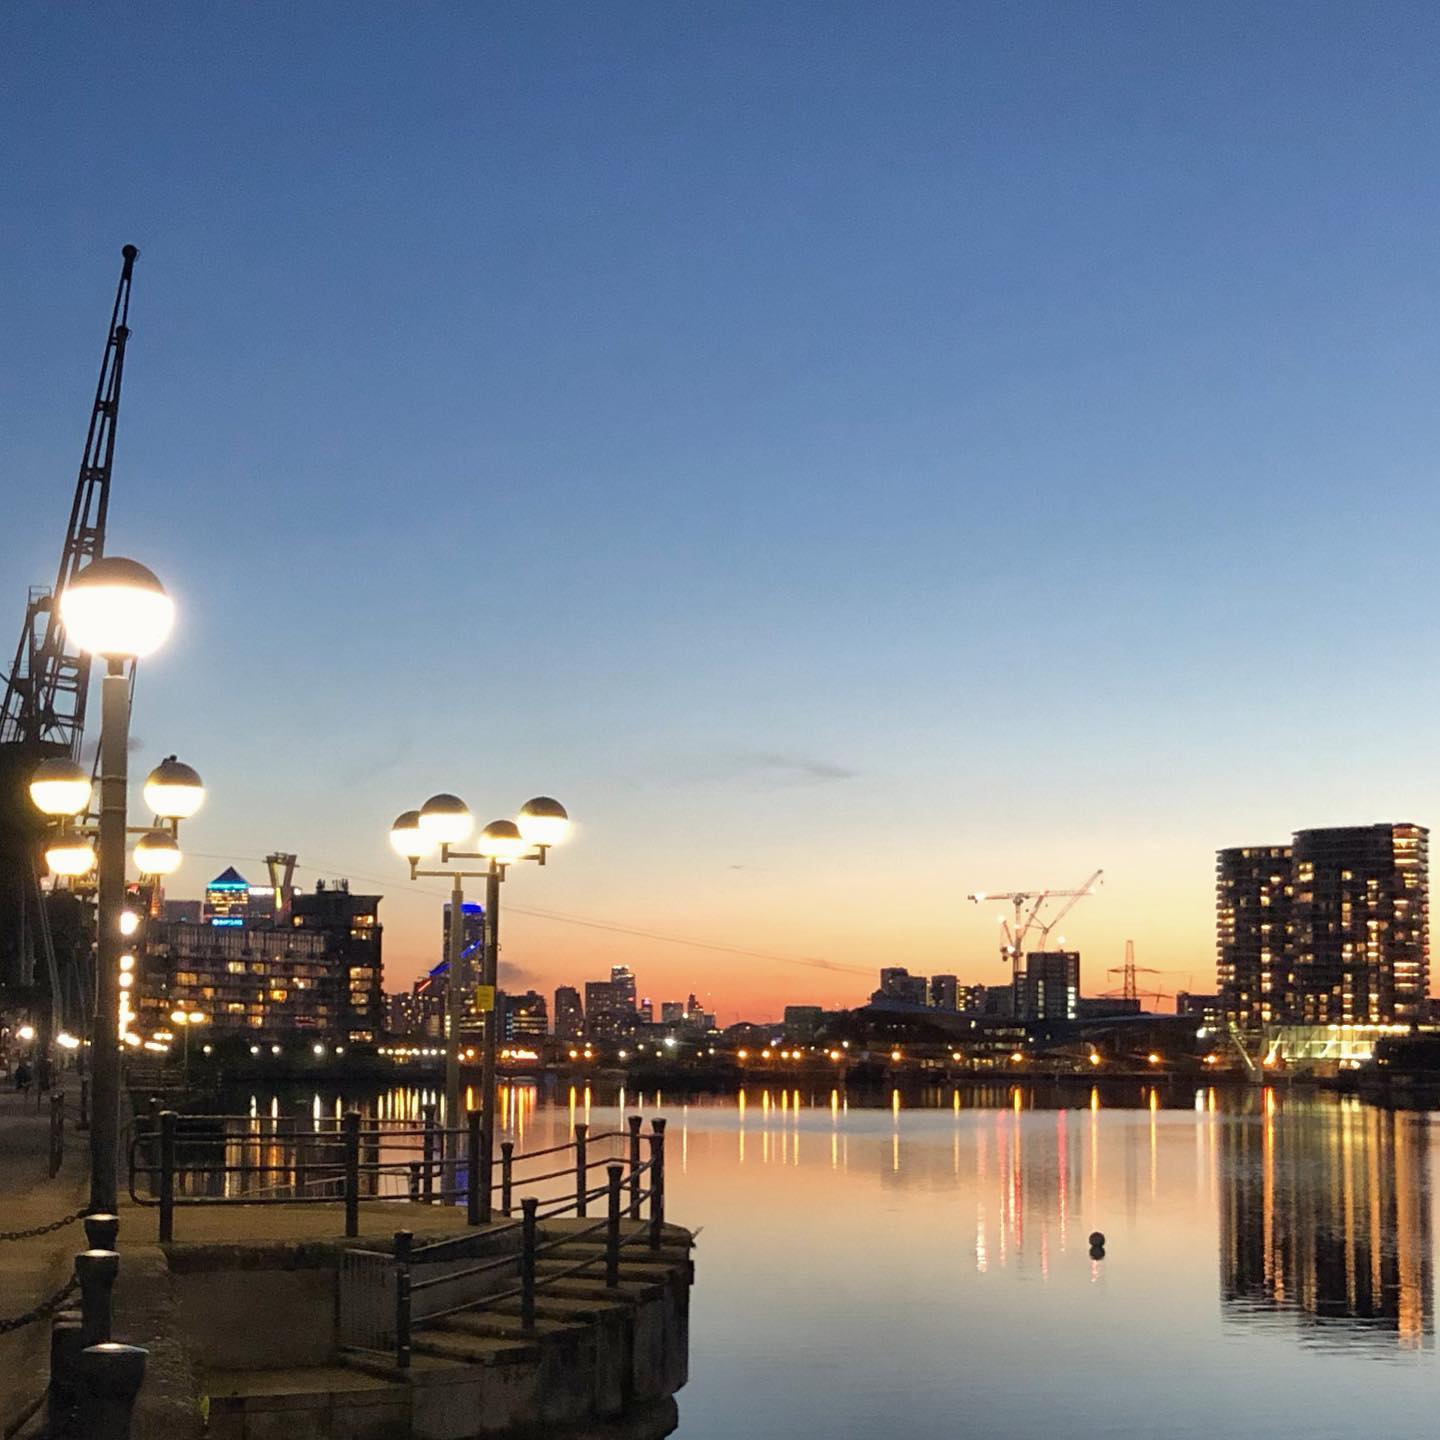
<box><xmin>554</xmin><ymin>985</ymin><xmax>584</xmax><ymax>1040</ymax></box>
<box><xmin>1013</xmin><ymin>950</ymin><xmax>1079</xmax><ymax>1022</ymax></box>
<box><xmin>1218</xmin><ymin>825</ymin><xmax>1429</xmax><ymax>1027</ymax></box>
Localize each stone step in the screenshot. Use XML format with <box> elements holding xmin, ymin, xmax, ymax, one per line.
<box><xmin>201</xmin><ymin>1364</ymin><xmax>408</xmax><ymax>1440</ymax></box>
<box><xmin>422</xmin><ymin>1309</ymin><xmax>583</xmax><ymax>1346</ymax></box>
<box><xmin>491</xmin><ymin>1292</ymin><xmax>632</xmax><ymax>1322</ymax></box>
<box><xmin>536</xmin><ymin>1275</ymin><xmax>665</xmax><ymax>1302</ymax></box>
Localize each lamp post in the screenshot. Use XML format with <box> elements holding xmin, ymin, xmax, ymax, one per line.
<box><xmin>169</xmin><ymin>1009</ymin><xmax>206</xmax><ymax>1079</ymax></box>
<box><xmin>28</xmin><ymin>556</ymin><xmax>204</xmax><ymax>1216</ymax></box>
<box><xmin>389</xmin><ymin>795</ymin><xmax>570</xmax><ymax>1218</ymax></box>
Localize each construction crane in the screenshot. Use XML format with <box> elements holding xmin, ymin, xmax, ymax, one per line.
<box><xmin>966</xmin><ymin>869</ymin><xmax>1103</xmax><ymax>990</ymax></box>
<box><xmin>1107</xmin><ymin>939</ymin><xmax>1163</xmax><ymax>1003</ymax></box>
<box><xmin>0</xmin><ymin>246</ymin><xmax>139</xmax><ymax>1011</ymax></box>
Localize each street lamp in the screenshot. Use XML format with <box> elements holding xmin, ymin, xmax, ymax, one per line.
<box><xmin>389</xmin><ymin>793</ymin><xmax>570</xmax><ymax>1217</ymax></box>
<box><xmin>170</xmin><ymin>1009</ymin><xmax>207</xmax><ymax>1075</ymax></box>
<box><xmin>36</xmin><ymin>555</ymin><xmax>203</xmax><ymax>1216</ymax></box>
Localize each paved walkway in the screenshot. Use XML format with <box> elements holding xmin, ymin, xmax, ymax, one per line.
<box><xmin>0</xmin><ymin>1087</ymin><xmax>89</xmax><ymax>1435</ymax></box>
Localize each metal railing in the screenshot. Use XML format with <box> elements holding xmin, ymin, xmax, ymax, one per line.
<box><xmin>340</xmin><ymin>1115</ymin><xmax>671</xmax><ymax>1368</ymax></box>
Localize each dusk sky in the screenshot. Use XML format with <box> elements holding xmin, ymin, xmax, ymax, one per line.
<box><xmin>6</xmin><ymin>3</ymin><xmax>1440</xmax><ymax>1020</ymax></box>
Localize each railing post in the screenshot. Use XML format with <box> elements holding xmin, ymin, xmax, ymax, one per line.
<box><xmin>627</xmin><ymin>1114</ymin><xmax>642</xmax><ymax>1220</ymax></box>
<box><xmin>606</xmin><ymin>1163</ymin><xmax>623</xmax><ymax>1288</ymax></box>
<box><xmin>342</xmin><ymin>1110</ymin><xmax>361</xmax><ymax>1238</ymax></box>
<box><xmin>480</xmin><ymin>1113</ymin><xmax>493</xmax><ymax>1225</ymax></box>
<box><xmin>500</xmin><ymin>1141</ymin><xmax>514</xmax><ymax>1217</ymax></box>
<box><xmin>520</xmin><ymin>1198</ymin><xmax>538</xmax><ymax>1332</ymax></box>
<box><xmin>75</xmin><ymin>1249</ymin><xmax>119</xmax><ymax>1348</ymax></box>
<box><xmin>407</xmin><ymin>1161</ymin><xmax>420</xmax><ymax>1202</ymax></box>
<box><xmin>50</xmin><ymin>1091</ymin><xmax>64</xmax><ymax>1177</ymax></box>
<box><xmin>158</xmin><ymin>1110</ymin><xmax>176</xmax><ymax>1243</ymax></box>
<box><xmin>648</xmin><ymin>1118</ymin><xmax>666</xmax><ymax>1250</ymax></box>
<box><xmin>466</xmin><ymin>1109</ymin><xmax>481</xmax><ymax>1226</ymax></box>
<box><xmin>76</xmin><ymin>1341</ymin><xmax>147</xmax><ymax>1440</ymax></box>
<box><xmin>79</xmin><ymin>1074</ymin><xmax>90</xmax><ymax>1132</ymax></box>
<box><xmin>394</xmin><ymin>1229</ymin><xmax>413</xmax><ymax>1371</ymax></box>
<box><xmin>421</xmin><ymin>1103</ymin><xmax>436</xmax><ymax>1203</ymax></box>
<box><xmin>574</xmin><ymin>1122</ymin><xmax>588</xmax><ymax>1218</ymax></box>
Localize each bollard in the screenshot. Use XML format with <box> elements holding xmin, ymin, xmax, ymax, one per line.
<box><xmin>48</xmin><ymin>1313</ymin><xmax>85</xmax><ymax>1417</ymax></box>
<box><xmin>520</xmin><ymin>1198</ymin><xmax>538</xmax><ymax>1331</ymax></box>
<box><xmin>648</xmin><ymin>1118</ymin><xmax>666</xmax><ymax>1250</ymax></box>
<box><xmin>75</xmin><ymin>1250</ymin><xmax>119</xmax><ymax>1348</ymax></box>
<box><xmin>84</xmin><ymin>1214</ymin><xmax>120</xmax><ymax>1252</ymax></box>
<box><xmin>421</xmin><ymin>1104</ymin><xmax>436</xmax><ymax>1203</ymax></box>
<box><xmin>574</xmin><ymin>1122</ymin><xmax>588</xmax><ymax>1218</ymax></box>
<box><xmin>394</xmin><ymin>1230</ymin><xmax>413</xmax><ymax>1370</ymax></box>
<box><xmin>605</xmin><ymin>1163</ymin><xmax>623</xmax><ymax>1288</ymax></box>
<box><xmin>342</xmin><ymin>1111</ymin><xmax>361</xmax><ymax>1238</ymax></box>
<box><xmin>76</xmin><ymin>1342</ymin><xmax>147</xmax><ymax>1440</ymax></box>
<box><xmin>158</xmin><ymin>1111</ymin><xmax>176</xmax><ymax>1243</ymax></box>
<box><xmin>466</xmin><ymin>1109</ymin><xmax>481</xmax><ymax>1226</ymax></box>
<box><xmin>627</xmin><ymin>1115</ymin><xmax>643</xmax><ymax>1220</ymax></box>
<box><xmin>500</xmin><ymin>1141</ymin><xmax>514</xmax><ymax>1217</ymax></box>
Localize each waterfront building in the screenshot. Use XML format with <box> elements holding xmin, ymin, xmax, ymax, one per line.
<box><xmin>1218</xmin><ymin>825</ymin><xmax>1428</xmax><ymax>1026</ymax></box>
<box><xmin>1216</xmin><ymin>844</ymin><xmax>1294</xmax><ymax>1026</ymax></box>
<box><xmin>1176</xmin><ymin>991</ymin><xmax>1225</xmax><ymax>1027</ymax></box>
<box><xmin>554</xmin><ymin>985</ymin><xmax>584</xmax><ymax>1040</ymax></box>
<box><xmin>442</xmin><ymin>900</ymin><xmax>484</xmax><ymax>968</ymax></box>
<box><xmin>139</xmin><ymin>877</ymin><xmax>383</xmax><ymax>1043</ymax></box>
<box><xmin>957</xmin><ymin>984</ymin><xmax>986</xmax><ymax>1013</ymax></box>
<box><xmin>929</xmin><ymin>974</ymin><xmax>959</xmax><ymax>1011</ymax></box>
<box><xmin>585</xmin><ymin>979</ymin><xmax>632</xmax><ymax>1038</ymax></box>
<box><xmin>162</xmin><ymin>898</ymin><xmax>202</xmax><ymax>924</ymax></box>
<box><xmin>1012</xmin><ymin>950</ymin><xmax>1078</xmax><ymax>1022</ymax></box>
<box><xmin>502</xmin><ymin>990</ymin><xmax>548</xmax><ymax>1041</ymax></box>
<box><xmin>610</xmin><ymin>965</ymin><xmax>638</xmax><ymax>1012</ymax></box>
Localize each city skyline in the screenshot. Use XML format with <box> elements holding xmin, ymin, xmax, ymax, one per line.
<box><xmin>9</xmin><ymin>5</ymin><xmax>1440</xmax><ymax>1017</ymax></box>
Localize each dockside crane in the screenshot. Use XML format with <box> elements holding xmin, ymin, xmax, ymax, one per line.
<box><xmin>0</xmin><ymin>246</ymin><xmax>139</xmax><ymax>1014</ymax></box>
<box><xmin>966</xmin><ymin>869</ymin><xmax>1103</xmax><ymax>990</ymax></box>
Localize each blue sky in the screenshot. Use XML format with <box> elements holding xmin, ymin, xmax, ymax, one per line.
<box><xmin>5</xmin><ymin>3</ymin><xmax>1440</xmax><ymax>1016</ymax></box>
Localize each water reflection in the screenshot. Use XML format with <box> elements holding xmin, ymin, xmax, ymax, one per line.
<box><xmin>1219</xmin><ymin>1097</ymin><xmax>1432</xmax><ymax>1351</ymax></box>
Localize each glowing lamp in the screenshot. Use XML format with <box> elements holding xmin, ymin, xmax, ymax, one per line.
<box><xmin>143</xmin><ymin>755</ymin><xmax>205</xmax><ymax>819</ymax></box>
<box><xmin>46</xmin><ymin>837</ymin><xmax>96</xmax><ymax>878</ymax></box>
<box><xmin>134</xmin><ymin>829</ymin><xmax>181</xmax><ymax>875</ymax></box>
<box><xmin>476</xmin><ymin>819</ymin><xmax>525</xmax><ymax>865</ymax></box>
<box><xmin>389</xmin><ymin>810</ymin><xmax>437</xmax><ymax>861</ymax></box>
<box><xmin>119</xmin><ymin>911</ymin><xmax>140</xmax><ymax>937</ymax></box>
<box><xmin>517</xmin><ymin>796</ymin><xmax>570</xmax><ymax>848</ymax></box>
<box><xmin>418</xmin><ymin>794</ymin><xmax>473</xmax><ymax>845</ymax></box>
<box><xmin>59</xmin><ymin>556</ymin><xmax>174</xmax><ymax>659</ymax></box>
<box><xmin>30</xmin><ymin>758</ymin><xmax>92</xmax><ymax>817</ymax></box>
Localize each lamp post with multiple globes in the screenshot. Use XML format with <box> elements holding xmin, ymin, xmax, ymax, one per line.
<box><xmin>389</xmin><ymin>795</ymin><xmax>570</xmax><ymax>1219</ymax></box>
<box><xmin>26</xmin><ymin>556</ymin><xmax>206</xmax><ymax>1215</ymax></box>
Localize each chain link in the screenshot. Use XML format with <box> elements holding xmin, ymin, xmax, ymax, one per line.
<box><xmin>0</xmin><ymin>1273</ymin><xmax>78</xmax><ymax>1336</ymax></box>
<box><xmin>0</xmin><ymin>1208</ymin><xmax>87</xmax><ymax>1244</ymax></box>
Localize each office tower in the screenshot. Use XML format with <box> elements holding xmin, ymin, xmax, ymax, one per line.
<box><xmin>554</xmin><ymin>985</ymin><xmax>584</xmax><ymax>1040</ymax></box>
<box><xmin>502</xmin><ymin>990</ymin><xmax>548</xmax><ymax>1041</ymax></box>
<box><xmin>585</xmin><ymin>980</ymin><xmax>628</xmax><ymax>1038</ymax></box>
<box><xmin>1012</xmin><ymin>951</ymin><xmax>1079</xmax><ymax>1022</ymax></box>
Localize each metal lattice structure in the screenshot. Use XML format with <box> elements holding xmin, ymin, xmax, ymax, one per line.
<box><xmin>1</xmin><ymin>244</ymin><xmax>138</xmax><ymax>755</ymax></box>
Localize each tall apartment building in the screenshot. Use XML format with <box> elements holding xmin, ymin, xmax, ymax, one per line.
<box><xmin>502</xmin><ymin>990</ymin><xmax>548</xmax><ymax>1042</ymax></box>
<box><xmin>1218</xmin><ymin>825</ymin><xmax>1429</xmax><ymax>1027</ymax></box>
<box><xmin>1012</xmin><ymin>951</ymin><xmax>1079</xmax><ymax>1022</ymax></box>
<box><xmin>929</xmin><ymin>974</ymin><xmax>959</xmax><ymax>1011</ymax></box>
<box><xmin>554</xmin><ymin>985</ymin><xmax>584</xmax><ymax>1040</ymax></box>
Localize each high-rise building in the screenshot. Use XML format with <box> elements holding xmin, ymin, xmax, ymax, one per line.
<box><xmin>1218</xmin><ymin>825</ymin><xmax>1429</xmax><ymax>1026</ymax></box>
<box><xmin>873</xmin><ymin>966</ymin><xmax>928</xmax><ymax>1006</ymax></box>
<box><xmin>290</xmin><ymin>880</ymin><xmax>384</xmax><ymax>1041</ymax></box>
<box><xmin>1216</xmin><ymin>845</ymin><xmax>1293</xmax><ymax>1026</ymax></box>
<box><xmin>660</xmin><ymin>1001</ymin><xmax>685</xmax><ymax>1024</ymax></box>
<box><xmin>502</xmin><ymin>990</ymin><xmax>548</xmax><ymax>1042</ymax></box>
<box><xmin>442</xmin><ymin>901</ymin><xmax>485</xmax><ymax>969</ymax></box>
<box><xmin>610</xmin><ymin>966</ymin><xmax>637</xmax><ymax>1012</ymax></box>
<box><xmin>585</xmin><ymin>980</ymin><xmax>630</xmax><ymax>1038</ymax></box>
<box><xmin>554</xmin><ymin>986</ymin><xmax>584</xmax><ymax>1040</ymax></box>
<box><xmin>1013</xmin><ymin>951</ymin><xmax>1078</xmax><ymax>1022</ymax></box>
<box><xmin>929</xmin><ymin>974</ymin><xmax>959</xmax><ymax>1011</ymax></box>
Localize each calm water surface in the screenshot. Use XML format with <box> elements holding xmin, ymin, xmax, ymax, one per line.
<box><xmin>242</xmin><ymin>1082</ymin><xmax>1439</xmax><ymax>1438</ymax></box>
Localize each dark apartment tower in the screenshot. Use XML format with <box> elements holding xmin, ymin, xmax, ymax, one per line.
<box><xmin>1290</xmin><ymin>825</ymin><xmax>1428</xmax><ymax>1025</ymax></box>
<box><xmin>1217</xmin><ymin>845</ymin><xmax>1293</xmax><ymax>1026</ymax></box>
<box><xmin>554</xmin><ymin>985</ymin><xmax>584</xmax><ymax>1040</ymax></box>
<box><xmin>1013</xmin><ymin>951</ymin><xmax>1079</xmax><ymax>1022</ymax></box>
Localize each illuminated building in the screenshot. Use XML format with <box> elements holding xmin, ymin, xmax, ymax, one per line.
<box><xmin>502</xmin><ymin>990</ymin><xmax>548</xmax><ymax>1041</ymax></box>
<box><xmin>610</xmin><ymin>965</ymin><xmax>637</xmax><ymax>1012</ymax></box>
<box><xmin>141</xmin><ymin>876</ymin><xmax>383</xmax><ymax>1042</ymax></box>
<box><xmin>1012</xmin><ymin>950</ymin><xmax>1078</xmax><ymax>1022</ymax></box>
<box><xmin>584</xmin><ymin>979</ymin><xmax>632</xmax><ymax>1038</ymax></box>
<box><xmin>554</xmin><ymin>985</ymin><xmax>583</xmax><ymax>1040</ymax></box>
<box><xmin>1219</xmin><ymin>826</ymin><xmax>1429</xmax><ymax>1026</ymax></box>
<box><xmin>929</xmin><ymin>974</ymin><xmax>959</xmax><ymax>1011</ymax></box>
<box><xmin>873</xmin><ymin>967</ymin><xmax>928</xmax><ymax>1006</ymax></box>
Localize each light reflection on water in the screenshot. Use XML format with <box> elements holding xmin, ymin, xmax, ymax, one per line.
<box><xmin>230</xmin><ymin>1082</ymin><xmax>1440</xmax><ymax>1438</ymax></box>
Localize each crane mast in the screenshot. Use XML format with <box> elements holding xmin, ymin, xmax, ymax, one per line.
<box><xmin>966</xmin><ymin>869</ymin><xmax>1103</xmax><ymax>994</ymax></box>
<box><xmin>1</xmin><ymin>244</ymin><xmax>138</xmax><ymax>754</ymax></box>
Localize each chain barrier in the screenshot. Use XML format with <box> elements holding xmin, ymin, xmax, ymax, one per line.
<box><xmin>0</xmin><ymin>1208</ymin><xmax>87</xmax><ymax>1244</ymax></box>
<box><xmin>0</xmin><ymin>1273</ymin><xmax>78</xmax><ymax>1336</ymax></box>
